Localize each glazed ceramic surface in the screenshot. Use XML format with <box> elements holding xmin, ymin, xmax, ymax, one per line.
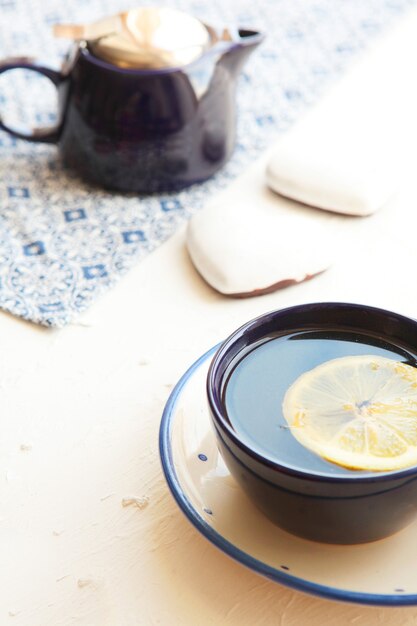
<box><xmin>0</xmin><ymin>30</ymin><xmax>262</xmax><ymax>193</ymax></box>
<box><xmin>207</xmin><ymin>303</ymin><xmax>417</xmax><ymax>544</ymax></box>
<box><xmin>160</xmin><ymin>345</ymin><xmax>417</xmax><ymax>606</ymax></box>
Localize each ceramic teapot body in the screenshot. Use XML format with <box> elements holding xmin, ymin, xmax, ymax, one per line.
<box><xmin>0</xmin><ymin>29</ymin><xmax>263</xmax><ymax>193</ymax></box>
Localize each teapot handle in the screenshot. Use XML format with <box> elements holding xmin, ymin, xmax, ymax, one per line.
<box><xmin>0</xmin><ymin>58</ymin><xmax>63</xmax><ymax>143</ymax></box>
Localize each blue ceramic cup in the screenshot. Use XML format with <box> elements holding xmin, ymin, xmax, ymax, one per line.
<box><xmin>207</xmin><ymin>303</ymin><xmax>417</xmax><ymax>544</ymax></box>
<box><xmin>0</xmin><ymin>29</ymin><xmax>263</xmax><ymax>193</ymax></box>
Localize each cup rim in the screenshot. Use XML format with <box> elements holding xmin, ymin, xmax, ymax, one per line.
<box><xmin>207</xmin><ymin>301</ymin><xmax>417</xmax><ymax>484</ymax></box>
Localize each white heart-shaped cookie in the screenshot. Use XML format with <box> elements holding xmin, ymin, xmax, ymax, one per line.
<box><xmin>186</xmin><ymin>200</ymin><xmax>334</xmax><ymax>297</ymax></box>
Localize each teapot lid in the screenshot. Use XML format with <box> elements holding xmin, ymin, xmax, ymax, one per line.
<box><xmin>54</xmin><ymin>7</ymin><xmax>214</xmax><ymax>69</ymax></box>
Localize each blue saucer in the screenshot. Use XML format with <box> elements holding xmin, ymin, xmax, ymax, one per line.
<box><xmin>159</xmin><ymin>345</ymin><xmax>417</xmax><ymax>606</ymax></box>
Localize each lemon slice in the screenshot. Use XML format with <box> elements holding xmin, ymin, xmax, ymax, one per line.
<box><xmin>282</xmin><ymin>355</ymin><xmax>417</xmax><ymax>471</ymax></box>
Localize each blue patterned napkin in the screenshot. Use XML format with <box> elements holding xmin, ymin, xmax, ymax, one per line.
<box><xmin>0</xmin><ymin>0</ymin><xmax>414</xmax><ymax>326</ymax></box>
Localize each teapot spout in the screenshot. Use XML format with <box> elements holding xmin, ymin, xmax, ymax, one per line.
<box><xmin>215</xmin><ymin>28</ymin><xmax>264</xmax><ymax>75</ymax></box>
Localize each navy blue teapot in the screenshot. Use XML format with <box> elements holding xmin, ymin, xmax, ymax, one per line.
<box><xmin>0</xmin><ymin>8</ymin><xmax>263</xmax><ymax>193</ymax></box>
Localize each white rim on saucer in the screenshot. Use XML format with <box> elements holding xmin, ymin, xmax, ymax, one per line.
<box><xmin>159</xmin><ymin>345</ymin><xmax>417</xmax><ymax>606</ymax></box>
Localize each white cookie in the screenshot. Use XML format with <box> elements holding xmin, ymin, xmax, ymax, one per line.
<box><xmin>186</xmin><ymin>200</ymin><xmax>334</xmax><ymax>296</ymax></box>
<box><xmin>265</xmin><ymin>22</ymin><xmax>411</xmax><ymax>217</ymax></box>
<box><xmin>266</xmin><ymin>134</ymin><xmax>398</xmax><ymax>217</ymax></box>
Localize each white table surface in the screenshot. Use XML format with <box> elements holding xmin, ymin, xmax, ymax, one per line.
<box><xmin>3</xmin><ymin>10</ymin><xmax>417</xmax><ymax>626</ymax></box>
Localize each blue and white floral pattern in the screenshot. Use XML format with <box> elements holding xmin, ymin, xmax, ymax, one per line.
<box><xmin>0</xmin><ymin>0</ymin><xmax>415</xmax><ymax>326</ymax></box>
